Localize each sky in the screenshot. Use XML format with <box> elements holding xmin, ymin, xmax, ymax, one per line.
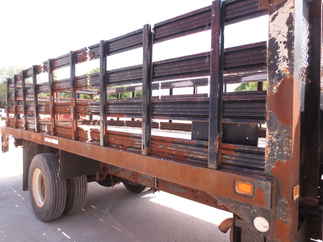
<box><xmin>0</xmin><ymin>0</ymin><xmax>268</xmax><ymax>71</ymax></box>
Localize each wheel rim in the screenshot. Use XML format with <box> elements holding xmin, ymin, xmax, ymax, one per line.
<box><xmin>32</xmin><ymin>168</ymin><xmax>46</xmax><ymax>208</ymax></box>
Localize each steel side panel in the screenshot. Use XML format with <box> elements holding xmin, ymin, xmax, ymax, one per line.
<box><xmin>1</xmin><ymin>127</ymin><xmax>271</xmax><ymax>209</ymax></box>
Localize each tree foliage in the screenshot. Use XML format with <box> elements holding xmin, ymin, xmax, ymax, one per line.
<box><xmin>0</xmin><ymin>82</ymin><xmax>6</xmax><ymax>108</ymax></box>
<box><xmin>0</xmin><ymin>66</ymin><xmax>23</xmax><ymax>108</ymax></box>
<box><xmin>235</xmin><ymin>81</ymin><xmax>268</xmax><ymax>92</ymax></box>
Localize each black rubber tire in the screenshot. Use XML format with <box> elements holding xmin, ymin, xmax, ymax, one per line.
<box><xmin>64</xmin><ymin>175</ymin><xmax>87</xmax><ymax>215</ymax></box>
<box><xmin>123</xmin><ymin>180</ymin><xmax>146</xmax><ymax>194</ymax></box>
<box><xmin>28</xmin><ymin>153</ymin><xmax>67</xmax><ymax>222</ymax></box>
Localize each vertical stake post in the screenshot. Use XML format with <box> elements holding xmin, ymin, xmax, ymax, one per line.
<box><xmin>6</xmin><ymin>78</ymin><xmax>10</xmax><ymax>127</ymax></box>
<box><xmin>142</xmin><ymin>25</ymin><xmax>153</xmax><ymax>155</ymax></box>
<box><xmin>48</xmin><ymin>59</ymin><xmax>55</xmax><ymax>136</ymax></box>
<box><xmin>13</xmin><ymin>75</ymin><xmax>17</xmax><ymax>129</ymax></box>
<box><xmin>21</xmin><ymin>71</ymin><xmax>27</xmax><ymax>130</ymax></box>
<box><xmin>208</xmin><ymin>0</ymin><xmax>224</xmax><ymax>169</ymax></box>
<box><xmin>70</xmin><ymin>51</ymin><xmax>78</xmax><ymax>140</ymax></box>
<box><xmin>99</xmin><ymin>40</ymin><xmax>107</xmax><ymax>146</ymax></box>
<box><xmin>32</xmin><ymin>66</ymin><xmax>39</xmax><ymax>132</ymax></box>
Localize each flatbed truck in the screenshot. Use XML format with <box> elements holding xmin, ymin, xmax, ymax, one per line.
<box><xmin>1</xmin><ymin>0</ymin><xmax>323</xmax><ymax>241</ymax></box>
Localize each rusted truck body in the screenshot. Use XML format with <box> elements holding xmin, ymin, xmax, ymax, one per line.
<box><xmin>1</xmin><ymin>0</ymin><xmax>322</xmax><ymax>241</ymax></box>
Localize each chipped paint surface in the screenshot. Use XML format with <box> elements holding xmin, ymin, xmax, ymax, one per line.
<box><xmin>266</xmin><ymin>0</ymin><xmax>312</xmax><ymax>241</ymax></box>
<box><xmin>268</xmin><ymin>0</ymin><xmax>294</xmax><ymax>87</ymax></box>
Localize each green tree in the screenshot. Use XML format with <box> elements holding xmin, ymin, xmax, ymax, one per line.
<box><xmin>235</xmin><ymin>82</ymin><xmax>258</xmax><ymax>91</ymax></box>
<box><xmin>235</xmin><ymin>81</ymin><xmax>268</xmax><ymax>92</ymax></box>
<box><xmin>0</xmin><ymin>82</ymin><xmax>6</xmax><ymax>108</ymax></box>
<box><xmin>0</xmin><ymin>66</ymin><xmax>23</xmax><ymax>108</ymax></box>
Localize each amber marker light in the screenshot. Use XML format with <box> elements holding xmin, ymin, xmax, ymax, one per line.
<box><xmin>235</xmin><ymin>180</ymin><xmax>254</xmax><ymax>197</ymax></box>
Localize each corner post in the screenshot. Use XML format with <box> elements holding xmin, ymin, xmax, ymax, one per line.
<box><xmin>301</xmin><ymin>0</ymin><xmax>322</xmax><ymax>239</ymax></box>
<box><xmin>142</xmin><ymin>25</ymin><xmax>153</xmax><ymax>155</ymax></box>
<box><xmin>266</xmin><ymin>0</ymin><xmax>311</xmax><ymax>241</ymax></box>
<box><xmin>208</xmin><ymin>0</ymin><xmax>224</xmax><ymax>169</ymax></box>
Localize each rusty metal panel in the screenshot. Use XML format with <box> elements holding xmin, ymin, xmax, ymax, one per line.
<box><xmin>89</xmin><ymin>29</ymin><xmax>143</xmax><ymax>58</ymax></box>
<box><xmin>152</xmin><ymin>97</ymin><xmax>208</xmax><ymax>120</ymax></box>
<box><xmin>221</xmin><ymin>143</ymin><xmax>265</xmax><ymax>172</ymax></box>
<box><xmin>224</xmin><ymin>42</ymin><xmax>267</xmax><ymax>71</ymax></box>
<box><xmin>153</xmin><ymin>0</ymin><xmax>267</xmax><ymax>43</ymax></box>
<box><xmin>224</xmin><ymin>0</ymin><xmax>267</xmax><ymax>24</ymax></box>
<box><xmin>53</xmin><ymin>79</ymin><xmax>72</xmax><ymax>91</ymax></box>
<box><xmin>154</xmin><ymin>6</ymin><xmax>212</xmax><ymax>42</ymax></box>
<box><xmin>104</xmin><ymin>99</ymin><xmax>142</xmax><ymax>117</ymax></box>
<box><xmin>91</xmin><ymin>129</ymin><xmax>141</xmax><ymax>152</ymax></box>
<box><xmin>152</xmin><ymin>42</ymin><xmax>266</xmax><ymax>81</ymax></box>
<box><xmin>153</xmin><ymin>52</ymin><xmax>210</xmax><ymax>81</ymax></box>
<box><xmin>106</xmin><ymin>65</ymin><xmax>143</xmax><ymax>85</ymax></box>
<box><xmin>160</xmin><ymin>78</ymin><xmax>208</xmax><ymax>89</ymax></box>
<box><xmin>49</xmin><ymin>48</ymin><xmax>87</xmax><ymax>70</ymax></box>
<box><xmin>223</xmin><ymin>91</ymin><xmax>266</xmax><ymax>120</ymax></box>
<box><xmin>75</xmin><ymin>75</ymin><xmax>89</xmax><ymax>89</ymax></box>
<box><xmin>151</xmin><ymin>135</ymin><xmax>208</xmax><ymax>166</ymax></box>
<box><xmin>55</xmin><ymin>125</ymin><xmax>73</xmax><ymax>139</ymax></box>
<box><xmin>106</xmin><ymin>29</ymin><xmax>143</xmax><ymax>55</ymax></box>
<box><xmin>89</xmin><ymin>92</ymin><xmax>266</xmax><ymax>122</ymax></box>
<box><xmin>160</xmin><ymin>122</ymin><xmax>192</xmax><ymax>132</ymax></box>
<box><xmin>38</xmin><ymin>83</ymin><xmax>50</xmax><ymax>93</ymax></box>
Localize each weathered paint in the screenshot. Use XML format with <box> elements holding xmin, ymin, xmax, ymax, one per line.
<box><xmin>266</xmin><ymin>0</ymin><xmax>311</xmax><ymax>241</ymax></box>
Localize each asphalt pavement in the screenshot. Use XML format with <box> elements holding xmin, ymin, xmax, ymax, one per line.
<box><xmin>0</xmin><ymin>131</ymin><xmax>231</xmax><ymax>242</ymax></box>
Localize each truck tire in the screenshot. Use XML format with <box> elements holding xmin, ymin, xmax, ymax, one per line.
<box><xmin>28</xmin><ymin>153</ymin><xmax>67</xmax><ymax>222</ymax></box>
<box><xmin>64</xmin><ymin>175</ymin><xmax>87</xmax><ymax>215</ymax></box>
<box><xmin>123</xmin><ymin>180</ymin><xmax>146</xmax><ymax>194</ymax></box>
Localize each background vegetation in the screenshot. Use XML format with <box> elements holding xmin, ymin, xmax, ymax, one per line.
<box><xmin>0</xmin><ymin>67</ymin><xmax>22</xmax><ymax>108</ymax></box>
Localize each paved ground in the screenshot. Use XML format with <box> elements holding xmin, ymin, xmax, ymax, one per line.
<box><xmin>0</xmin><ymin>133</ymin><xmax>231</xmax><ymax>242</ymax></box>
